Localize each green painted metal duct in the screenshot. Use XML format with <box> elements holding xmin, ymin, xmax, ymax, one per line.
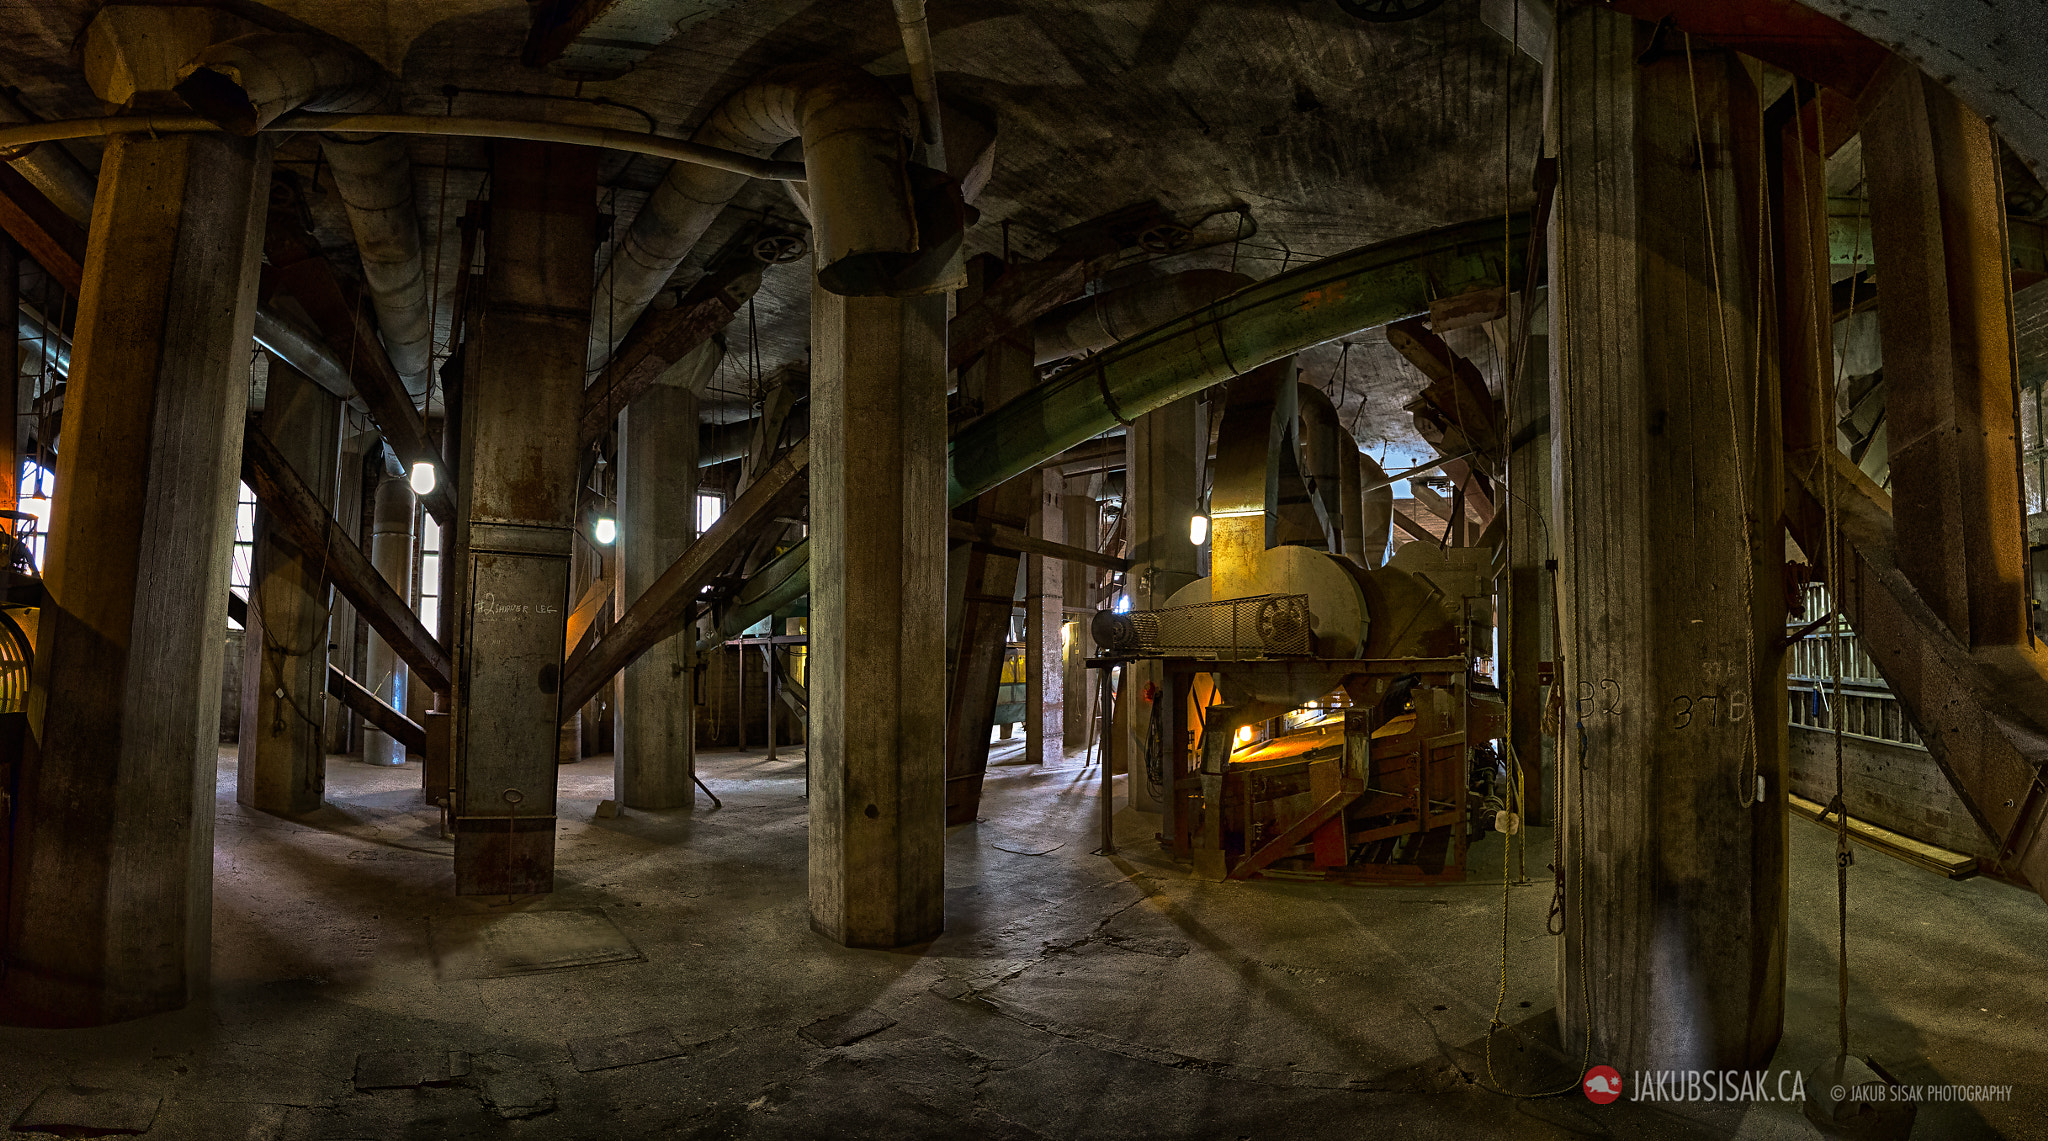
<box><xmin>706</xmin><ymin>212</ymin><xmax>1530</xmax><ymax>640</ymax></box>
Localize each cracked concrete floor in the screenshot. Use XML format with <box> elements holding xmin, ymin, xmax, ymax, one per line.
<box><xmin>0</xmin><ymin>740</ymin><xmax>2042</xmax><ymax>1139</ymax></box>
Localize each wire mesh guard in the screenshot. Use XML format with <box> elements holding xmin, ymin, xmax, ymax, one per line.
<box><xmin>1095</xmin><ymin>593</ymin><xmax>1315</xmax><ymax>660</ymax></box>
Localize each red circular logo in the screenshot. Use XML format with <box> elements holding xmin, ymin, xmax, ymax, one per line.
<box><xmin>1583</xmin><ymin>1065</ymin><xmax>1623</xmax><ymax>1104</ymax></box>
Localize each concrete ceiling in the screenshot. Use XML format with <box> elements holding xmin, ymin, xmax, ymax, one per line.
<box><xmin>4</xmin><ymin>0</ymin><xmax>1540</xmax><ymax>453</ymax></box>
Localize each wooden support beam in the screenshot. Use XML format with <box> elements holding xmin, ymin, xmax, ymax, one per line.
<box><xmin>563</xmin><ymin>566</ymin><xmax>612</xmax><ymax>655</ymax></box>
<box><xmin>948</xmin><ymin>259</ymin><xmax>1088</xmax><ymax>372</ymax></box>
<box><xmin>948</xmin><ymin>516</ymin><xmax>1132</xmax><ymax>572</ymax></box>
<box><xmin>0</xmin><ymin>163</ymin><xmax>84</xmax><ymax>290</ymax></box>
<box><xmin>325</xmin><ymin>662</ymin><xmax>426</xmax><ymax>753</ymax></box>
<box><xmin>559</xmin><ymin>438</ymin><xmax>810</xmax><ymax>716</ymax></box>
<box><xmin>263</xmin><ymin>188</ymin><xmax>457</xmax><ymax>527</ymax></box>
<box><xmin>1390</xmin><ymin>502</ymin><xmax>1441</xmax><ymax>545</ymax></box>
<box><xmin>579</xmin><ymin>260</ymin><xmax>759</xmax><ymax>453</ymax></box>
<box><xmin>242</xmin><ymin>422</ymin><xmax>451</xmax><ymax>693</ymax></box>
<box><xmin>1229</xmin><ymin>778</ymin><xmax>1363</xmax><ymax>879</ymax></box>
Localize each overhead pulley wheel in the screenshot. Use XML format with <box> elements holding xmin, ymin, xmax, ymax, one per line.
<box><xmin>752</xmin><ymin>233</ymin><xmax>808</xmax><ymax>264</ymax></box>
<box><xmin>1334</xmin><ymin>0</ymin><xmax>1447</xmax><ymax>21</ymax></box>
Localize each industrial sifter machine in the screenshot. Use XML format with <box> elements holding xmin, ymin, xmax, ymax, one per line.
<box><xmin>1091</xmin><ymin>354</ymin><xmax>1508</xmax><ymax>883</ymax></box>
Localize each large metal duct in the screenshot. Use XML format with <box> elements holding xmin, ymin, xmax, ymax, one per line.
<box><xmin>175</xmin><ymin>33</ymin><xmax>433</xmax><ymax>402</ymax></box>
<box><xmin>1295</xmin><ymin>383</ymin><xmax>1345</xmax><ymax>548</ymax></box>
<box><xmin>589</xmin><ymin>63</ymin><xmax>918</xmax><ymax>372</ymax></box>
<box><xmin>1033</xmin><ymin>270</ymin><xmax>1251</xmax><ymax>364</ymax></box>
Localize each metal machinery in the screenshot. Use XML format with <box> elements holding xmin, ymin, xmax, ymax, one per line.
<box><xmin>1091</xmin><ymin>359</ymin><xmax>1507</xmax><ymax>883</ymax></box>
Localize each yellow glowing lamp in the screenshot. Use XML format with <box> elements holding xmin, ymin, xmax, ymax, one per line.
<box><xmin>1234</xmin><ymin>725</ymin><xmax>1254</xmax><ymax>746</ymax></box>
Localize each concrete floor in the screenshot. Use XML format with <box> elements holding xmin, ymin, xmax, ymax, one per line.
<box><xmin>0</xmin><ymin>739</ymin><xmax>2041</xmax><ymax>1139</ymax></box>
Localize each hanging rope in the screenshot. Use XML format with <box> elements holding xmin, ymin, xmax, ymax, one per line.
<box><xmin>1682</xmin><ymin>34</ymin><xmax>1763</xmax><ymax>810</ymax></box>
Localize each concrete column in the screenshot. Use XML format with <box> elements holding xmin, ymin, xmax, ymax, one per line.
<box><xmin>808</xmin><ymin>286</ymin><xmax>947</xmax><ymax>948</ymax></box>
<box><xmin>323</xmin><ymin>437</ymin><xmax>366</xmax><ymax>754</ymax></box>
<box><xmin>1123</xmin><ymin>396</ymin><xmax>1201</xmax><ymax>809</ymax></box>
<box><xmin>1861</xmin><ymin>67</ymin><xmax>2031</xmax><ymax>649</ymax></box>
<box><xmin>1</xmin><ymin>238</ymin><xmax>17</xmax><ymax>516</ymax></box>
<box><xmin>1061</xmin><ymin>483</ymin><xmax>1099</xmax><ymax>754</ymax></box>
<box><xmin>3</xmin><ymin>4</ymin><xmax>268</xmax><ymax>1025</ymax></box>
<box><xmin>362</xmin><ymin>471</ymin><xmax>414</xmax><ymax>766</ymax></box>
<box><xmin>1549</xmin><ymin>8</ymin><xmax>1786</xmax><ymax>1072</ymax></box>
<box><xmin>448</xmin><ymin>142</ymin><xmax>593</xmax><ymax>895</ymax></box>
<box><xmin>238</xmin><ymin>357</ymin><xmax>341</xmax><ymax>810</ymax></box>
<box><xmin>614</xmin><ymin>375</ymin><xmax>701</xmax><ymax>808</ymax></box>
<box><xmin>1025</xmin><ymin>470</ymin><xmax>1064</xmax><ymax>765</ymax></box>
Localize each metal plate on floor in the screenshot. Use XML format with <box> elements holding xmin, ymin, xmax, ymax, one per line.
<box><xmin>431</xmin><ymin>908</ymin><xmax>644</xmax><ymax>980</ymax></box>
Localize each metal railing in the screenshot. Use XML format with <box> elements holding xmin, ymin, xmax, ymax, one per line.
<box><xmin>1786</xmin><ymin>583</ymin><xmax>1925</xmax><ymax>750</ymax></box>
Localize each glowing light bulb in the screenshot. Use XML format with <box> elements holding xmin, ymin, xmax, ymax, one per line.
<box><xmin>593</xmin><ymin>517</ymin><xmax>617</xmax><ymax>545</ymax></box>
<box><xmin>1189</xmin><ymin>513</ymin><xmax>1208</xmax><ymax>545</ymax></box>
<box><xmin>408</xmin><ymin>461</ymin><xmax>436</xmax><ymax>496</ymax></box>
<box><xmin>1234</xmin><ymin>725</ymin><xmax>1254</xmax><ymax>746</ymax></box>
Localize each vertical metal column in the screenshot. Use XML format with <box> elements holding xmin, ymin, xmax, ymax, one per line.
<box><xmin>449</xmin><ymin>141</ymin><xmax>594</xmax><ymax>895</ymax></box>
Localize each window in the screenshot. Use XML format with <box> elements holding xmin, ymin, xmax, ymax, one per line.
<box><xmin>697</xmin><ymin>492</ymin><xmax>724</xmax><ymax>534</ymax></box>
<box><xmin>16</xmin><ymin>460</ymin><xmax>54</xmax><ymax>571</ymax></box>
<box><xmin>228</xmin><ymin>482</ymin><xmax>256</xmax><ymax>630</ymax></box>
<box><xmin>418</xmin><ymin>512</ymin><xmax>441</xmax><ymax>632</ymax></box>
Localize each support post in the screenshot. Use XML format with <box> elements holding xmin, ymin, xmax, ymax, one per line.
<box><xmin>943</xmin><ymin>255</ymin><xmax>1033</xmax><ymax>821</ymax></box>
<box><xmin>614</xmin><ymin>369</ymin><xmax>702</xmax><ymax>808</ymax></box>
<box><xmin>239</xmin><ymin>357</ymin><xmax>341</xmax><ymax>810</ymax></box>
<box><xmin>1025</xmin><ymin>470</ymin><xmax>1063</xmax><ymax>765</ymax></box>
<box><xmin>1860</xmin><ymin>65</ymin><xmax>2032</xmax><ymax>650</ymax></box>
<box><xmin>1061</xmin><ymin>481</ymin><xmax>1099</xmax><ymax>755</ymax></box>
<box><xmin>363</xmin><ymin>470</ymin><xmax>414</xmax><ymax>765</ymax></box>
<box><xmin>1550</xmin><ymin>8</ymin><xmax>1786</xmax><ymax>1072</ymax></box>
<box><xmin>1504</xmin><ymin>311</ymin><xmax>1550</xmax><ymax>826</ymax></box>
<box><xmin>1124</xmin><ymin>396</ymin><xmax>1200</xmax><ymax>809</ymax></box>
<box><xmin>808</xmin><ymin>284</ymin><xmax>947</xmax><ymax>948</ymax></box>
<box><xmin>3</xmin><ymin>3</ymin><xmax>269</xmax><ymax>1024</ymax></box>
<box><xmin>449</xmin><ymin>142</ymin><xmax>594</xmax><ymax>896</ymax></box>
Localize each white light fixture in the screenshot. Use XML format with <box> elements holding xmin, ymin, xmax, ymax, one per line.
<box><xmin>1188</xmin><ymin>513</ymin><xmax>1208</xmax><ymax>545</ymax></box>
<box><xmin>408</xmin><ymin>461</ymin><xmax>436</xmax><ymax>496</ymax></box>
<box><xmin>593</xmin><ymin>517</ymin><xmax>617</xmax><ymax>545</ymax></box>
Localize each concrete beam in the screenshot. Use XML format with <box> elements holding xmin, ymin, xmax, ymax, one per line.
<box><xmin>579</xmin><ymin>259</ymin><xmax>758</xmax><ymax>454</ymax></box>
<box><xmin>326</xmin><ymin>661</ymin><xmax>425</xmax><ymax>754</ymax></box>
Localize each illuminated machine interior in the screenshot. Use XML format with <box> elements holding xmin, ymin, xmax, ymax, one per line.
<box><xmin>1091</xmin><ymin>350</ymin><xmax>1508</xmax><ymax>883</ymax></box>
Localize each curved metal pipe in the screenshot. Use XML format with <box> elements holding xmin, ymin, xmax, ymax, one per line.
<box><xmin>177</xmin><ymin>33</ymin><xmax>430</xmax><ymax>401</ymax></box>
<box><xmin>698</xmin><ymin>541</ymin><xmax>810</xmax><ymax>651</ymax></box>
<box><xmin>891</xmin><ymin>0</ymin><xmax>945</xmax><ymax>166</ymax></box>
<box><xmin>1034</xmin><ymin>270</ymin><xmax>1251</xmax><ymax>364</ymax></box>
<box><xmin>949</xmin><ymin>212</ymin><xmax>1528</xmax><ymax>506</ymax></box>
<box><xmin>1357</xmin><ymin>452</ymin><xmax>1393</xmax><ymax>569</ymax></box>
<box><xmin>252</xmin><ymin>306</ymin><xmax>355</xmax><ymax>401</ymax></box>
<box><xmin>1295</xmin><ymin>383</ymin><xmax>1344</xmax><ymax>547</ymax></box>
<box><xmin>590</xmin><ymin>63</ymin><xmax>917</xmax><ymax>372</ymax></box>
<box><xmin>0</xmin><ymin>89</ymin><xmax>98</xmax><ymax>223</ymax></box>
<box><xmin>0</xmin><ymin>113</ymin><xmax>807</xmax><ymax>183</ymax></box>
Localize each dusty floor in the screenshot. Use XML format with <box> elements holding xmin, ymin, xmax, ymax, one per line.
<box><xmin>0</xmin><ymin>739</ymin><xmax>2042</xmax><ymax>1139</ymax></box>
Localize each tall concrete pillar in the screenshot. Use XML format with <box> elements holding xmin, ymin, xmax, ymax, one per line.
<box><xmin>1061</xmin><ymin>482</ymin><xmax>1099</xmax><ymax>754</ymax></box>
<box><xmin>239</xmin><ymin>357</ymin><xmax>341</xmax><ymax>810</ymax></box>
<box><xmin>1025</xmin><ymin>470</ymin><xmax>1064</xmax><ymax>765</ymax></box>
<box><xmin>323</xmin><ymin>437</ymin><xmax>367</xmax><ymax>755</ymax></box>
<box><xmin>448</xmin><ymin>142</ymin><xmax>593</xmax><ymax>895</ymax></box>
<box><xmin>1124</xmin><ymin>397</ymin><xmax>1201</xmax><ymax>809</ymax></box>
<box><xmin>808</xmin><ymin>286</ymin><xmax>947</xmax><ymax>948</ymax></box>
<box><xmin>1549</xmin><ymin>8</ymin><xmax>1786</xmax><ymax>1072</ymax></box>
<box><xmin>3</xmin><ymin>4</ymin><xmax>269</xmax><ymax>1025</ymax></box>
<box><xmin>362</xmin><ymin>470</ymin><xmax>414</xmax><ymax>766</ymax></box>
<box><xmin>614</xmin><ymin>369</ymin><xmax>704</xmax><ymax>808</ymax></box>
